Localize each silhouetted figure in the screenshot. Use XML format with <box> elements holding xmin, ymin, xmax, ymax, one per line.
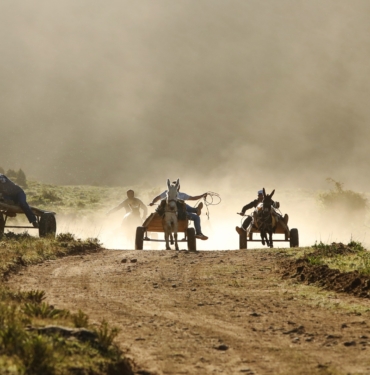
<box><xmin>0</xmin><ymin>174</ymin><xmax>38</xmax><ymax>227</ymax></box>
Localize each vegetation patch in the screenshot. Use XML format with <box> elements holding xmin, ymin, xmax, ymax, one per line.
<box><xmin>0</xmin><ymin>233</ymin><xmax>133</xmax><ymax>375</ymax></box>
<box><xmin>0</xmin><ymin>232</ymin><xmax>102</xmax><ymax>280</ymax></box>
<box><xmin>280</xmin><ymin>241</ymin><xmax>370</xmax><ymax>298</ymax></box>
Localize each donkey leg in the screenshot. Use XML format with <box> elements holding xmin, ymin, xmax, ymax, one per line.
<box><xmin>174</xmin><ymin>232</ymin><xmax>179</xmax><ymax>251</ymax></box>
<box><xmin>164</xmin><ymin>229</ymin><xmax>171</xmax><ymax>250</ymax></box>
<box><xmin>260</xmin><ymin>233</ymin><xmax>266</xmax><ymax>246</ymax></box>
<box><xmin>174</xmin><ymin>222</ymin><xmax>179</xmax><ymax>251</ymax></box>
<box><xmin>269</xmin><ymin>232</ymin><xmax>273</xmax><ymax>248</ymax></box>
<box><xmin>170</xmin><ymin>232</ymin><xmax>174</xmax><ymax>245</ymax></box>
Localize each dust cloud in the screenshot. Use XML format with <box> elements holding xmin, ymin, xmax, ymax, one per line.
<box><xmin>1</xmin><ymin>1</ymin><xmax>370</xmax><ymax>248</ymax></box>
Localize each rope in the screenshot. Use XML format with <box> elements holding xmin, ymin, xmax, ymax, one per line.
<box><xmin>194</xmin><ymin>191</ymin><xmax>221</xmax><ymax>220</ymax></box>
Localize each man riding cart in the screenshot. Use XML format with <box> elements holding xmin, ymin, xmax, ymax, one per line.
<box><xmin>236</xmin><ymin>189</ymin><xmax>289</xmax><ymax>236</ymax></box>
<box><xmin>235</xmin><ymin>189</ymin><xmax>299</xmax><ymax>249</ymax></box>
<box><xmin>0</xmin><ymin>174</ymin><xmax>56</xmax><ymax>237</ymax></box>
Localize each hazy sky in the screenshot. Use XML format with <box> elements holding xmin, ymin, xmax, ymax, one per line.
<box><xmin>1</xmin><ymin>0</ymin><xmax>370</xmax><ymax>189</ymax></box>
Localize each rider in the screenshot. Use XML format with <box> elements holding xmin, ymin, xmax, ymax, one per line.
<box><xmin>235</xmin><ymin>189</ymin><xmax>288</xmax><ymax>235</ymax></box>
<box><xmin>149</xmin><ymin>182</ymin><xmax>208</xmax><ymax>240</ymax></box>
<box><xmin>0</xmin><ymin>173</ymin><xmax>38</xmax><ymax>228</ymax></box>
<box><xmin>107</xmin><ymin>190</ymin><xmax>148</xmax><ymax>222</ymax></box>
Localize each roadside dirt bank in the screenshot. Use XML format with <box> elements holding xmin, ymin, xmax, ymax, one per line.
<box><xmin>6</xmin><ymin>249</ymin><xmax>370</xmax><ymax>375</ymax></box>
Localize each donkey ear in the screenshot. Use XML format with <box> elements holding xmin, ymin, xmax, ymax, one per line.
<box><xmin>167</xmin><ymin>179</ymin><xmax>171</xmax><ymax>189</ymax></box>
<box><xmin>263</xmin><ymin>188</ymin><xmax>266</xmax><ymax>197</ymax></box>
<box><xmin>270</xmin><ymin>189</ymin><xmax>275</xmax><ymax>198</ymax></box>
<box><xmin>176</xmin><ymin>178</ymin><xmax>180</xmax><ymax>188</ymax></box>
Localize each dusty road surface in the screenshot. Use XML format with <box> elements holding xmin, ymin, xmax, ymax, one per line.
<box><xmin>7</xmin><ymin>248</ymin><xmax>370</xmax><ymax>375</ymax></box>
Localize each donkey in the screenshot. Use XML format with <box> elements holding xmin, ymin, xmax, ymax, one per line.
<box><xmin>162</xmin><ymin>179</ymin><xmax>180</xmax><ymax>250</ymax></box>
<box><xmin>255</xmin><ymin>188</ymin><xmax>275</xmax><ymax>248</ymax></box>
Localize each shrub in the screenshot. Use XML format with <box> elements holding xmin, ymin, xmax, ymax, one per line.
<box><xmin>318</xmin><ymin>179</ymin><xmax>368</xmax><ymax>227</ymax></box>
<box><xmin>6</xmin><ymin>169</ymin><xmax>17</xmax><ymax>179</ymax></box>
<box><xmin>318</xmin><ymin>178</ymin><xmax>367</xmax><ymax>212</ymax></box>
<box><xmin>94</xmin><ymin>320</ymin><xmax>120</xmax><ymax>353</ymax></box>
<box><xmin>72</xmin><ymin>310</ymin><xmax>89</xmax><ymax>328</ymax></box>
<box><xmin>16</xmin><ymin>169</ymin><xmax>28</xmax><ymax>188</ymax></box>
<box><xmin>41</xmin><ymin>189</ymin><xmax>61</xmax><ymax>202</ymax></box>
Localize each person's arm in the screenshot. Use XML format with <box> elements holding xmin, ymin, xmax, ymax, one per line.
<box><xmin>149</xmin><ymin>191</ymin><xmax>166</xmax><ymax>206</ymax></box>
<box><xmin>185</xmin><ymin>193</ymin><xmax>207</xmax><ymax>201</ymax></box>
<box><xmin>241</xmin><ymin>200</ymin><xmax>257</xmax><ymax>215</ymax></box>
<box><xmin>106</xmin><ymin>200</ymin><xmax>126</xmax><ymax>215</ymax></box>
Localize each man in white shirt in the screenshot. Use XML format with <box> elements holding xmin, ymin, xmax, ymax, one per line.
<box><xmin>107</xmin><ymin>190</ymin><xmax>148</xmax><ymax>221</ymax></box>
<box><xmin>149</xmin><ymin>182</ymin><xmax>208</xmax><ymax>240</ymax></box>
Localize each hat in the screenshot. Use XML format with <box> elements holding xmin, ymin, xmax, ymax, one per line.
<box><xmin>258</xmin><ymin>190</ymin><xmax>263</xmax><ymax>195</ymax></box>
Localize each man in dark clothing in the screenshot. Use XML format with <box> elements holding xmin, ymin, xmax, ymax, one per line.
<box><xmin>236</xmin><ymin>189</ymin><xmax>288</xmax><ymax>235</ymax></box>
<box><xmin>0</xmin><ymin>174</ymin><xmax>38</xmax><ymax>227</ymax></box>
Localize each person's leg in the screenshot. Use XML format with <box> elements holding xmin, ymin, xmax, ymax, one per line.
<box><xmin>185</xmin><ymin>204</ymin><xmax>197</xmax><ymax>214</ymax></box>
<box><xmin>14</xmin><ymin>191</ymin><xmax>37</xmax><ymax>224</ymax></box>
<box><xmin>187</xmin><ymin>212</ymin><xmax>201</xmax><ymax>234</ymax></box>
<box><xmin>242</xmin><ymin>216</ymin><xmax>252</xmax><ymax>230</ymax></box>
<box><xmin>236</xmin><ymin>215</ymin><xmax>252</xmax><ymax>235</ymax></box>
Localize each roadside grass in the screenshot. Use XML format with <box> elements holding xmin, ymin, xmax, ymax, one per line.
<box><xmin>23</xmin><ymin>180</ymin><xmax>161</xmax><ymax>217</ymax></box>
<box><xmin>280</xmin><ymin>240</ymin><xmax>370</xmax><ymax>276</ymax></box>
<box><xmin>0</xmin><ymin>232</ymin><xmax>132</xmax><ymax>375</ymax></box>
<box><xmin>280</xmin><ymin>280</ymin><xmax>370</xmax><ymax>316</ymax></box>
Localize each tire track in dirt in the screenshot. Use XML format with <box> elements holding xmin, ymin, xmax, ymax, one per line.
<box><xmin>7</xmin><ymin>249</ymin><xmax>370</xmax><ymax>375</ymax></box>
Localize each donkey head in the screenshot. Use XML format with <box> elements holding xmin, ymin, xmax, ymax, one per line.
<box><xmin>262</xmin><ymin>188</ymin><xmax>275</xmax><ymax>213</ymax></box>
<box><xmin>166</xmin><ymin>179</ymin><xmax>180</xmax><ymax>211</ymax></box>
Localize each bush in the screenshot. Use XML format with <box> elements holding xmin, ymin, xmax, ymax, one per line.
<box><xmin>6</xmin><ymin>169</ymin><xmax>17</xmax><ymax>179</ymax></box>
<box><xmin>318</xmin><ymin>178</ymin><xmax>367</xmax><ymax>212</ymax></box>
<box><xmin>16</xmin><ymin>169</ymin><xmax>28</xmax><ymax>188</ymax></box>
<box><xmin>318</xmin><ymin>179</ymin><xmax>367</xmax><ymax>228</ymax></box>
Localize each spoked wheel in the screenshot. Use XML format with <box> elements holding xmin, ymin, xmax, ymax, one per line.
<box><xmin>39</xmin><ymin>213</ymin><xmax>56</xmax><ymax>238</ymax></box>
<box><xmin>135</xmin><ymin>226</ymin><xmax>145</xmax><ymax>250</ymax></box>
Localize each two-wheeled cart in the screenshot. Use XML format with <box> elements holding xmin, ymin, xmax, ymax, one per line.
<box><xmin>135</xmin><ymin>212</ymin><xmax>197</xmax><ymax>251</ymax></box>
<box><xmin>238</xmin><ymin>216</ymin><xmax>299</xmax><ymax>249</ymax></box>
<box><xmin>0</xmin><ymin>201</ymin><xmax>56</xmax><ymax>238</ymax></box>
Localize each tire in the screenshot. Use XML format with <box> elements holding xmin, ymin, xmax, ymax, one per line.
<box><xmin>135</xmin><ymin>226</ymin><xmax>145</xmax><ymax>250</ymax></box>
<box><xmin>187</xmin><ymin>228</ymin><xmax>196</xmax><ymax>251</ymax></box>
<box><xmin>39</xmin><ymin>213</ymin><xmax>56</xmax><ymax>238</ymax></box>
<box><xmin>0</xmin><ymin>214</ymin><xmax>5</xmax><ymax>237</ymax></box>
<box><xmin>290</xmin><ymin>228</ymin><xmax>299</xmax><ymax>248</ymax></box>
<box><xmin>239</xmin><ymin>231</ymin><xmax>247</xmax><ymax>249</ymax></box>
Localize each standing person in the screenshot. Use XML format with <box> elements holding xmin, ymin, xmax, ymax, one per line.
<box><xmin>236</xmin><ymin>189</ymin><xmax>288</xmax><ymax>235</ymax></box>
<box><xmin>0</xmin><ymin>174</ymin><xmax>38</xmax><ymax>227</ymax></box>
<box><xmin>107</xmin><ymin>190</ymin><xmax>148</xmax><ymax>222</ymax></box>
<box><xmin>149</xmin><ymin>181</ymin><xmax>208</xmax><ymax>240</ymax></box>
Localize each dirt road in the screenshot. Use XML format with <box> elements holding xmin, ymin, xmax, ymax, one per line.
<box><xmin>7</xmin><ymin>249</ymin><xmax>370</xmax><ymax>375</ymax></box>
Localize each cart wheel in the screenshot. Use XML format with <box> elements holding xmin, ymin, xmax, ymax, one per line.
<box><xmin>39</xmin><ymin>213</ymin><xmax>56</xmax><ymax>238</ymax></box>
<box><xmin>239</xmin><ymin>231</ymin><xmax>247</xmax><ymax>249</ymax></box>
<box><xmin>187</xmin><ymin>228</ymin><xmax>196</xmax><ymax>251</ymax></box>
<box><xmin>0</xmin><ymin>214</ymin><xmax>5</xmax><ymax>237</ymax></box>
<box><xmin>289</xmin><ymin>228</ymin><xmax>299</xmax><ymax>248</ymax></box>
<box><xmin>135</xmin><ymin>226</ymin><xmax>145</xmax><ymax>250</ymax></box>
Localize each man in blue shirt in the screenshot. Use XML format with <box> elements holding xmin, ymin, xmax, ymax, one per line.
<box><xmin>0</xmin><ymin>174</ymin><xmax>38</xmax><ymax>227</ymax></box>
<box><xmin>149</xmin><ymin>182</ymin><xmax>208</xmax><ymax>240</ymax></box>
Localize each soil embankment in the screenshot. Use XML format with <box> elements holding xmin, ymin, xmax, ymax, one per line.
<box><xmin>7</xmin><ymin>249</ymin><xmax>370</xmax><ymax>375</ymax></box>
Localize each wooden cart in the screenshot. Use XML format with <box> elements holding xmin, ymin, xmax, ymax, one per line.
<box><xmin>135</xmin><ymin>212</ymin><xmax>197</xmax><ymax>251</ymax></box>
<box><xmin>0</xmin><ymin>201</ymin><xmax>56</xmax><ymax>238</ymax></box>
<box><xmin>238</xmin><ymin>218</ymin><xmax>299</xmax><ymax>249</ymax></box>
